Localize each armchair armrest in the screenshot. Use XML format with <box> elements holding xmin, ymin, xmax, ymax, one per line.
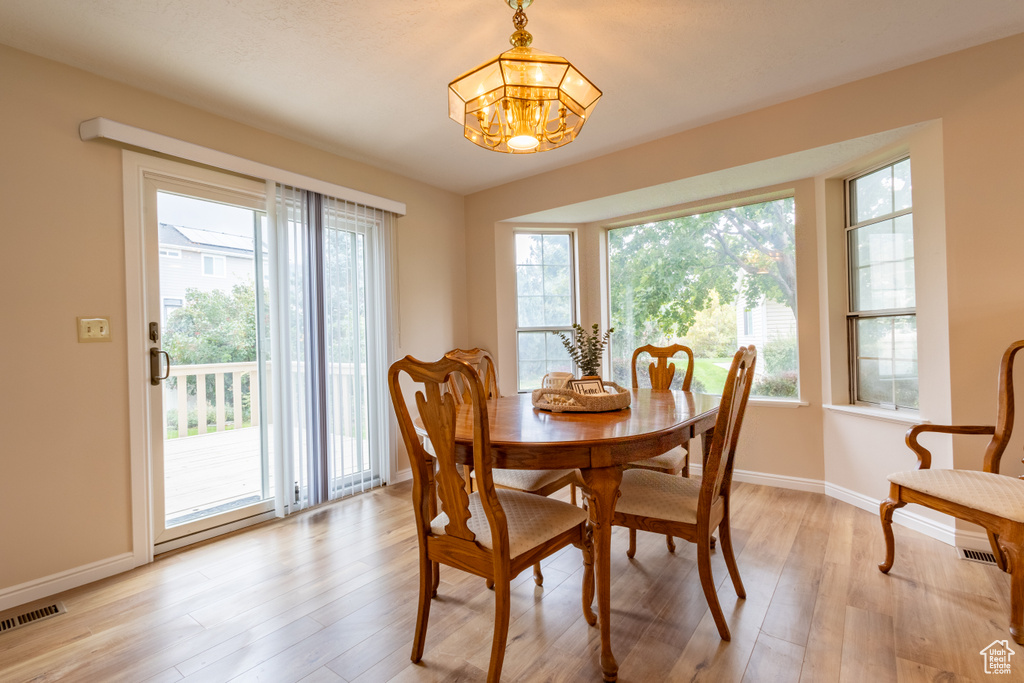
<box><xmin>905</xmin><ymin>423</ymin><xmax>996</xmax><ymax>470</ymax></box>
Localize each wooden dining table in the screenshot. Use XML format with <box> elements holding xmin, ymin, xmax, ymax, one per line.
<box><xmin>445</xmin><ymin>388</ymin><xmax>721</xmax><ymax>682</ymax></box>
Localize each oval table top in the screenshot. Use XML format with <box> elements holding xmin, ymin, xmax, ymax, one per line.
<box><xmin>448</xmin><ymin>389</ymin><xmax>721</xmax><ymax>471</ymax></box>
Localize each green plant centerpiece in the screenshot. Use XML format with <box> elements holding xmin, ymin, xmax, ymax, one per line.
<box><xmin>554</xmin><ymin>323</ymin><xmax>614</xmax><ymax>378</ymax></box>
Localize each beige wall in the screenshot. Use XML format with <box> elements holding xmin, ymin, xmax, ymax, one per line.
<box><xmin>0</xmin><ymin>44</ymin><xmax>467</xmax><ymax>592</ymax></box>
<box><xmin>465</xmin><ymin>34</ymin><xmax>1024</xmax><ymax>518</ymax></box>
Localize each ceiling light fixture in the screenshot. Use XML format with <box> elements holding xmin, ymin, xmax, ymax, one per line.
<box><xmin>448</xmin><ymin>0</ymin><xmax>602</xmax><ymax>154</ymax></box>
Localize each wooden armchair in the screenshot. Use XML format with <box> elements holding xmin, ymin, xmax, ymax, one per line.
<box><xmin>613</xmin><ymin>345</ymin><xmax>756</xmax><ymax>640</ymax></box>
<box><xmin>389</xmin><ymin>355</ymin><xmax>595</xmax><ymax>681</ymax></box>
<box><xmin>880</xmin><ymin>339</ymin><xmax>1024</xmax><ymax>644</ymax></box>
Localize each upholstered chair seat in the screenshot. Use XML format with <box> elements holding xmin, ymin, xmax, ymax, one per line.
<box><xmin>615</xmin><ymin>469</ymin><xmax>702</xmax><ymax>525</ymax></box>
<box><xmin>432</xmin><ymin>489</ymin><xmax>589</xmax><ymax>558</ymax></box>
<box><xmin>627</xmin><ymin>445</ymin><xmax>687</xmax><ymax>473</ymax></box>
<box><xmin>887</xmin><ymin>469</ymin><xmax>1024</xmax><ymax>523</ymax></box>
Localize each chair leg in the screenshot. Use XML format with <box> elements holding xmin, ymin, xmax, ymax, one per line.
<box><xmin>627</xmin><ymin>527</ymin><xmax>637</xmax><ymax>559</ymax></box>
<box><xmin>488</xmin><ymin>577</ymin><xmax>512</xmax><ymax>683</ymax></box>
<box><xmin>878</xmin><ymin>488</ymin><xmax>907</xmax><ymax>573</ymax></box>
<box><xmin>998</xmin><ymin>535</ymin><xmax>1024</xmax><ymax>645</ymax></box>
<box><xmin>486</xmin><ymin>578</ymin><xmax>495</xmax><ymax>590</ymax></box>
<box><xmin>719</xmin><ymin>507</ymin><xmax>745</xmax><ymax>599</ymax></box>
<box><xmin>990</xmin><ymin>530</ymin><xmax>1010</xmax><ymax>572</ymax></box>
<box><xmin>412</xmin><ymin>551</ymin><xmax>432</xmax><ymax>662</ymax></box>
<box><xmin>431</xmin><ymin>561</ymin><xmax>440</xmax><ymax>598</ymax></box>
<box><xmin>697</xmin><ymin>530</ymin><xmax>731</xmax><ymax>640</ymax></box>
<box><xmin>570</xmin><ymin>482</ymin><xmax>577</xmax><ymax>506</ymax></box>
<box><xmin>533</xmin><ymin>562</ymin><xmax>544</xmax><ymax>586</ymax></box>
<box><xmin>665</xmin><ymin>534</ymin><xmax>676</xmax><ymax>553</ymax></box>
<box><xmin>578</xmin><ymin>524</ymin><xmax>597</xmax><ymax>626</ymax></box>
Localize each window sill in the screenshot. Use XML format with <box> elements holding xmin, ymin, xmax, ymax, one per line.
<box><xmin>747</xmin><ymin>398</ymin><xmax>808</xmax><ymax>409</ymax></box>
<box><xmin>823</xmin><ymin>404</ymin><xmax>927</xmax><ymax>426</ymax></box>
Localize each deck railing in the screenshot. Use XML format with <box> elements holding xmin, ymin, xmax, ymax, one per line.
<box><xmin>165</xmin><ymin>361</ymin><xmax>261</xmax><ymax>438</ymax></box>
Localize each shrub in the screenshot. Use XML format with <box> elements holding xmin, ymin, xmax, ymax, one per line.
<box><xmin>762</xmin><ymin>336</ymin><xmax>797</xmax><ymax>375</ymax></box>
<box><xmin>753</xmin><ymin>372</ymin><xmax>798</xmax><ymax>398</ymax></box>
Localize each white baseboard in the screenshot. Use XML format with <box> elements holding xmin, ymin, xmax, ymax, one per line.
<box><xmin>956</xmin><ymin>529</ymin><xmax>995</xmax><ymax>552</ymax></box>
<box><xmin>0</xmin><ymin>552</ymin><xmax>135</xmax><ymax>612</ymax></box>
<box><xmin>823</xmin><ymin>481</ymin><xmax>957</xmax><ymax>546</ymax></box>
<box><xmin>390</xmin><ymin>467</ymin><xmax>412</xmax><ymax>484</ymax></box>
<box><xmin>691</xmin><ymin>463</ymin><xmax>957</xmax><ymax>547</ymax></box>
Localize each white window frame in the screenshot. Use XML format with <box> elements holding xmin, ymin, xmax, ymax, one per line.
<box><xmin>513</xmin><ymin>229</ymin><xmax>578</xmax><ymax>393</ymax></box>
<box><xmin>202</xmin><ymin>253</ymin><xmax>226</xmax><ymax>278</ymax></box>
<box><xmin>845</xmin><ymin>156</ymin><xmax>917</xmax><ymax>410</ymax></box>
<box><xmin>159</xmin><ymin>248</ymin><xmax>181</xmax><ymax>259</ymax></box>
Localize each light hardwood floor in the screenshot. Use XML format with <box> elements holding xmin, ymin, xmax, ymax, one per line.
<box><xmin>0</xmin><ymin>481</ymin><xmax>1014</xmax><ymax>682</ymax></box>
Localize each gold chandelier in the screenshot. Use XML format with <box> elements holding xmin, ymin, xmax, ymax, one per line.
<box><xmin>448</xmin><ymin>0</ymin><xmax>602</xmax><ymax>154</ymax></box>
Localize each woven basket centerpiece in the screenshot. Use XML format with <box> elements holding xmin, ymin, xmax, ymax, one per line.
<box><xmin>531</xmin><ymin>381</ymin><xmax>631</xmax><ymax>413</ymax></box>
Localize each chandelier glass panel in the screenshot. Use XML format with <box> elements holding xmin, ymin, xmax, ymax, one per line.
<box><xmin>448</xmin><ymin>0</ymin><xmax>601</xmax><ymax>154</ymax></box>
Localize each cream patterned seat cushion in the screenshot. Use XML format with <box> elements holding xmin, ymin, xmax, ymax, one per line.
<box><xmin>472</xmin><ymin>467</ymin><xmax>576</xmax><ymax>492</ymax></box>
<box><xmin>888</xmin><ymin>469</ymin><xmax>1024</xmax><ymax>523</ymax></box>
<box><xmin>615</xmin><ymin>468</ymin><xmax>703</xmax><ymax>524</ymax></box>
<box><xmin>629</xmin><ymin>445</ymin><xmax>687</xmax><ymax>471</ymax></box>
<box><xmin>431</xmin><ymin>489</ymin><xmax>588</xmax><ymax>558</ymax></box>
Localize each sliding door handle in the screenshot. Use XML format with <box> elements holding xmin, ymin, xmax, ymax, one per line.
<box><xmin>150</xmin><ymin>348</ymin><xmax>171</xmax><ymax>386</ymax></box>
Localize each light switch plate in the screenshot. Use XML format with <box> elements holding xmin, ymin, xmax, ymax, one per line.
<box><xmin>78</xmin><ymin>316</ymin><xmax>112</xmax><ymax>343</ymax></box>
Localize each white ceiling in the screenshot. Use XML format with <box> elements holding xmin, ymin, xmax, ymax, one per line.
<box><xmin>2</xmin><ymin>1</ymin><xmax>1024</xmax><ymax>195</ymax></box>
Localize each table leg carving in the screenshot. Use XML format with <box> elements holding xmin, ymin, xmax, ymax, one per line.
<box><xmin>580</xmin><ymin>466</ymin><xmax>623</xmax><ymax>682</ymax></box>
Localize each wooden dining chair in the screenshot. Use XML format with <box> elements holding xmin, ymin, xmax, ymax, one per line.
<box><xmin>879</xmin><ymin>339</ymin><xmax>1024</xmax><ymax>644</ymax></box>
<box><xmin>628</xmin><ymin>343</ymin><xmax>696</xmax><ymax>476</ymax></box>
<box><xmin>445</xmin><ymin>348</ymin><xmax>580</xmax><ymax>586</ymax></box>
<box><xmin>612</xmin><ymin>345</ymin><xmax>756</xmax><ymax>640</ymax></box>
<box><xmin>626</xmin><ymin>343</ymin><xmax>697</xmax><ymax>553</ymax></box>
<box><xmin>389</xmin><ymin>355</ymin><xmax>596</xmax><ymax>682</ymax></box>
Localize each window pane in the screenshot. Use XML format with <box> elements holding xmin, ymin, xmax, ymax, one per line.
<box><xmin>515</xmin><ymin>234</ymin><xmax>542</xmax><ymax>265</ymax></box>
<box><xmin>849</xmin><ymin>215</ymin><xmax>915</xmax><ymax>311</ymax></box>
<box><xmin>543</xmin><ymin>234</ymin><xmax>570</xmax><ymax>265</ymax></box>
<box><xmin>852</xmin><ymin>165</ymin><xmax>894</xmax><ymax>223</ymax></box>
<box><xmin>893</xmin><ymin>158</ymin><xmax>912</xmax><ymax>212</ymax></box>
<box><xmin>518</xmin><ymin>330</ymin><xmax>546</xmax><ymax>361</ymax></box>
<box><xmin>855</xmin><ymin>316</ymin><xmax>917</xmax><ymax>408</ymax></box>
<box><xmin>543</xmin><ymin>265</ymin><xmax>570</xmax><ymax>297</ymax></box>
<box><xmin>544</xmin><ymin>296</ymin><xmax>571</xmax><ymax>326</ymax></box>
<box><xmin>518</xmin><ymin>330</ymin><xmax>573</xmax><ymax>391</ymax></box>
<box><xmin>607</xmin><ymin>198</ymin><xmax>798</xmax><ymax>399</ymax></box>
<box><xmin>516</xmin><ymin>265</ymin><xmax>543</xmax><ymax>297</ymax></box>
<box><xmin>518</xmin><ymin>296</ymin><xmax>544</xmax><ymax>327</ymax></box>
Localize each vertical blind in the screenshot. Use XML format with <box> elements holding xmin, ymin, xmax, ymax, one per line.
<box><xmin>269</xmin><ymin>183</ymin><xmax>395</xmax><ymax>515</ymax></box>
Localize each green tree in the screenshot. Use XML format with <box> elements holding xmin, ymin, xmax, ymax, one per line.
<box><xmin>681</xmin><ymin>291</ymin><xmax>737</xmax><ymax>359</ymax></box>
<box><xmin>609</xmin><ymin>198</ymin><xmax>795</xmax><ymax>352</ymax></box>
<box><xmin>164</xmin><ymin>282</ymin><xmax>256</xmax><ymax>365</ymax></box>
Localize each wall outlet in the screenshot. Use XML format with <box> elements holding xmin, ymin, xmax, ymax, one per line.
<box><xmin>77</xmin><ymin>317</ymin><xmax>112</xmax><ymax>343</ymax></box>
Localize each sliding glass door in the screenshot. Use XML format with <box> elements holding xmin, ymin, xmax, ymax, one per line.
<box><xmin>144</xmin><ymin>169</ymin><xmax>275</xmax><ymax>551</ymax></box>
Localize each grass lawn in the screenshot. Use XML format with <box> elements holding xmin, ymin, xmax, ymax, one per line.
<box><xmin>687</xmin><ymin>357</ymin><xmax>731</xmax><ymax>393</ymax></box>
<box><xmin>166</xmin><ymin>421</ymin><xmax>252</xmax><ymax>439</ymax></box>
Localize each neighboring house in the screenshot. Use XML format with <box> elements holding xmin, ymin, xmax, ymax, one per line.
<box><xmin>158</xmin><ymin>223</ymin><xmax>259</xmax><ymax>322</ymax></box>
<box><xmin>735</xmin><ymin>273</ymin><xmax>796</xmax><ymax>354</ymax></box>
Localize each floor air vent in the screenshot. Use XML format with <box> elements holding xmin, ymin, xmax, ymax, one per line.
<box><xmin>0</xmin><ymin>602</ymin><xmax>66</xmax><ymax>635</ymax></box>
<box><xmin>959</xmin><ymin>548</ymin><xmax>999</xmax><ymax>565</ymax></box>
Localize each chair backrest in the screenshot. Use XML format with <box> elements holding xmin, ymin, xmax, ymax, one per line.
<box><xmin>700</xmin><ymin>346</ymin><xmax>757</xmax><ymax>511</ymax></box>
<box><xmin>444</xmin><ymin>348</ymin><xmax>500</xmax><ymax>404</ymax></box>
<box><xmin>389</xmin><ymin>355</ymin><xmax>509</xmax><ymax>554</ymax></box>
<box><xmin>631</xmin><ymin>344</ymin><xmax>695</xmax><ymax>391</ymax></box>
<box><xmin>986</xmin><ymin>339</ymin><xmax>1024</xmax><ymax>473</ymax></box>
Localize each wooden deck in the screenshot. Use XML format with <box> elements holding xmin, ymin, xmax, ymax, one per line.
<box><xmin>164</xmin><ymin>427</ymin><xmax>270</xmax><ymax>524</ymax></box>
